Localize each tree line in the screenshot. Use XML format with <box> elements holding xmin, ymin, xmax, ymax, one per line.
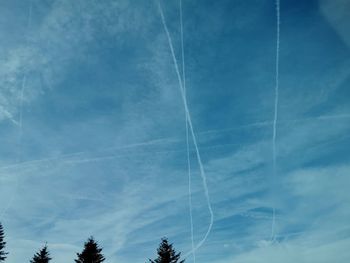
<box><xmin>0</xmin><ymin>222</ymin><xmax>185</xmax><ymax>263</ymax></box>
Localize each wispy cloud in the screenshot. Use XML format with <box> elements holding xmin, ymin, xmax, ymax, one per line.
<box><xmin>1</xmin><ymin>1</ymin><xmax>350</xmax><ymax>263</ymax></box>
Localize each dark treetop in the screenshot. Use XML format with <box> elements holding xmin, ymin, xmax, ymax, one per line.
<box><xmin>149</xmin><ymin>238</ymin><xmax>185</xmax><ymax>263</ymax></box>
<box><xmin>75</xmin><ymin>237</ymin><xmax>105</xmax><ymax>263</ymax></box>
<box><xmin>30</xmin><ymin>245</ymin><xmax>52</xmax><ymax>263</ymax></box>
<box><xmin>0</xmin><ymin>223</ymin><xmax>8</xmax><ymax>262</ymax></box>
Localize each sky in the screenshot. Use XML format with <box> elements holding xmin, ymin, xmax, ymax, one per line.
<box><xmin>0</xmin><ymin>0</ymin><xmax>350</xmax><ymax>262</ymax></box>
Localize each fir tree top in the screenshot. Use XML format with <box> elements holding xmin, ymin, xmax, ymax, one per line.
<box><xmin>30</xmin><ymin>245</ymin><xmax>52</xmax><ymax>263</ymax></box>
<box><xmin>75</xmin><ymin>237</ymin><xmax>105</xmax><ymax>263</ymax></box>
<box><xmin>0</xmin><ymin>223</ymin><xmax>8</xmax><ymax>262</ymax></box>
<box><xmin>149</xmin><ymin>238</ymin><xmax>185</xmax><ymax>263</ymax></box>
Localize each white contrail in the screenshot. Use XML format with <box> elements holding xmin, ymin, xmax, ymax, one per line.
<box><xmin>0</xmin><ymin>106</ymin><xmax>19</xmax><ymax>126</ymax></box>
<box><xmin>313</xmin><ymin>113</ymin><xmax>350</xmax><ymax>121</ymax></box>
<box><xmin>0</xmin><ymin>77</ymin><xmax>27</xmax><ymax>219</ymax></box>
<box><xmin>271</xmin><ymin>0</ymin><xmax>280</xmax><ymax>242</ymax></box>
<box><xmin>0</xmin><ymin>140</ymin><xmax>246</xmax><ymax>175</ymax></box>
<box><xmin>0</xmin><ymin>1</ymin><xmax>33</xmax><ymax>220</ymax></box>
<box><xmin>0</xmin><ymin>138</ymin><xmax>178</xmax><ymax>172</ymax></box>
<box><xmin>157</xmin><ymin>0</ymin><xmax>214</xmax><ymax>255</ymax></box>
<box><xmin>18</xmin><ymin>76</ymin><xmax>27</xmax><ymax>162</ymax></box>
<box><xmin>179</xmin><ymin>0</ymin><xmax>196</xmax><ymax>262</ymax></box>
<box><xmin>198</xmin><ymin>113</ymin><xmax>350</xmax><ymax>136</ymax></box>
<box><xmin>18</xmin><ymin>0</ymin><xmax>33</xmax><ymax>157</ymax></box>
<box><xmin>0</xmin><ymin>112</ymin><xmax>348</xmax><ymax>173</ymax></box>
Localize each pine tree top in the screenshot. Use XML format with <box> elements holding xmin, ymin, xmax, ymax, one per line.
<box><xmin>149</xmin><ymin>238</ymin><xmax>185</xmax><ymax>263</ymax></box>
<box><xmin>75</xmin><ymin>236</ymin><xmax>105</xmax><ymax>263</ymax></box>
<box><xmin>0</xmin><ymin>223</ymin><xmax>8</xmax><ymax>262</ymax></box>
<box><xmin>30</xmin><ymin>245</ymin><xmax>52</xmax><ymax>263</ymax></box>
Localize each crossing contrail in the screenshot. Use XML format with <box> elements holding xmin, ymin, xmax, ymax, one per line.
<box><xmin>157</xmin><ymin>0</ymin><xmax>214</xmax><ymax>255</ymax></box>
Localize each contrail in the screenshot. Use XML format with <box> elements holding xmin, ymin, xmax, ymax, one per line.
<box><xmin>179</xmin><ymin>0</ymin><xmax>196</xmax><ymax>262</ymax></box>
<box><xmin>0</xmin><ymin>106</ymin><xmax>19</xmax><ymax>126</ymax></box>
<box><xmin>271</xmin><ymin>0</ymin><xmax>280</xmax><ymax>242</ymax></box>
<box><xmin>0</xmin><ymin>112</ymin><xmax>348</xmax><ymax>172</ymax></box>
<box><xmin>0</xmin><ymin>139</ymin><xmax>176</xmax><ymax>172</ymax></box>
<box><xmin>18</xmin><ymin>76</ymin><xmax>27</xmax><ymax>162</ymax></box>
<box><xmin>0</xmin><ymin>140</ymin><xmax>245</xmax><ymax>175</ymax></box>
<box><xmin>157</xmin><ymin>0</ymin><xmax>214</xmax><ymax>255</ymax></box>
<box><xmin>199</xmin><ymin>113</ymin><xmax>350</xmax><ymax>136</ymax></box>
<box><xmin>0</xmin><ymin>1</ymin><xmax>33</xmax><ymax>220</ymax></box>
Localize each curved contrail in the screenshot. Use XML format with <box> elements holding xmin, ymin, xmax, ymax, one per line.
<box><xmin>157</xmin><ymin>0</ymin><xmax>214</xmax><ymax>256</ymax></box>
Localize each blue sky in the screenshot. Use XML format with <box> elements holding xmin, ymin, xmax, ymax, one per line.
<box><xmin>1</xmin><ymin>0</ymin><xmax>350</xmax><ymax>262</ymax></box>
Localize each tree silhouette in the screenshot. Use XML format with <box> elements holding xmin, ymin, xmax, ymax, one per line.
<box><xmin>0</xmin><ymin>223</ymin><xmax>8</xmax><ymax>261</ymax></box>
<box><xmin>149</xmin><ymin>238</ymin><xmax>185</xmax><ymax>263</ymax></box>
<box><xmin>30</xmin><ymin>245</ymin><xmax>52</xmax><ymax>263</ymax></box>
<box><xmin>75</xmin><ymin>237</ymin><xmax>105</xmax><ymax>263</ymax></box>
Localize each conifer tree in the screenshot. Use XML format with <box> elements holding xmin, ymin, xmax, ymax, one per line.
<box><xmin>0</xmin><ymin>223</ymin><xmax>8</xmax><ymax>261</ymax></box>
<box><xmin>75</xmin><ymin>237</ymin><xmax>105</xmax><ymax>263</ymax></box>
<box><xmin>30</xmin><ymin>245</ymin><xmax>52</xmax><ymax>263</ymax></box>
<box><xmin>149</xmin><ymin>238</ymin><xmax>185</xmax><ymax>263</ymax></box>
